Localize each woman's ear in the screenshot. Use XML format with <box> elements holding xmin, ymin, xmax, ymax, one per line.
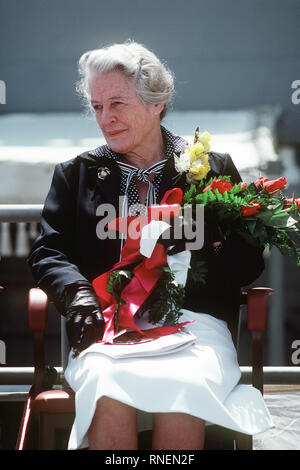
<box><xmin>154</xmin><ymin>103</ymin><xmax>165</xmax><ymax>116</ymax></box>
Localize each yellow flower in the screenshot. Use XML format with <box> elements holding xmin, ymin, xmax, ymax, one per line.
<box><xmin>189</xmin><ymin>155</ymin><xmax>211</xmax><ymax>181</ymax></box>
<box><xmin>197</xmin><ymin>131</ymin><xmax>211</xmax><ymax>153</ymax></box>
<box><xmin>188</xmin><ymin>143</ymin><xmax>205</xmax><ymax>162</ymax></box>
<box><xmin>189</xmin><ymin>165</ymin><xmax>208</xmax><ymax>181</ymax></box>
<box><xmin>174</xmin><ymin>128</ymin><xmax>212</xmax><ymax>182</ymax></box>
<box><xmin>198</xmin><ymin>131</ymin><xmax>211</xmax><ymax>144</ymax></box>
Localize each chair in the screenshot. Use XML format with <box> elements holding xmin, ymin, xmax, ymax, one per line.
<box><xmin>16</xmin><ymin>286</ymin><xmax>272</xmax><ymax>450</ymax></box>
<box><xmin>16</xmin><ymin>288</ymin><xmax>75</xmax><ymax>450</ymax></box>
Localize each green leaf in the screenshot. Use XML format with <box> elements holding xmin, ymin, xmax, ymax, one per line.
<box><xmin>268</xmin><ymin>212</ymin><xmax>296</xmax><ymax>228</ymax></box>
<box><xmin>195</xmin><ymin>191</ymin><xmax>207</xmax><ymax>204</ymax></box>
<box><xmin>235</xmin><ymin>181</ymin><xmax>243</xmax><ymax>191</ymax></box>
<box><xmin>215</xmin><ymin>189</ymin><xmax>223</xmax><ymax>201</ymax></box>
<box><xmin>183</xmin><ymin>183</ymin><xmax>197</xmax><ymax>204</ymax></box>
<box><xmin>207</xmin><ymin>189</ymin><xmax>216</xmax><ymax>202</ymax></box>
<box><xmin>246</xmin><ymin>219</ymin><xmax>257</xmax><ymax>235</ymax></box>
<box><xmin>223</xmin><ymin>191</ymin><xmax>229</xmax><ymax>202</ymax></box>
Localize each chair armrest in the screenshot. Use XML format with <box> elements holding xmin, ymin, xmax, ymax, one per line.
<box><xmin>246</xmin><ymin>287</ymin><xmax>273</xmax><ymax>394</ymax></box>
<box><xmin>28</xmin><ymin>288</ymin><xmax>49</xmax><ymax>331</ymax></box>
<box><xmin>28</xmin><ymin>288</ymin><xmax>51</xmax><ymax>396</ymax></box>
<box><xmin>247</xmin><ymin>287</ymin><xmax>273</xmax><ymax>331</ymax></box>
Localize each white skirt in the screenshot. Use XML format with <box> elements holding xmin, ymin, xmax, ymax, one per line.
<box><xmin>64</xmin><ymin>309</ymin><xmax>273</xmax><ymax>450</ymax></box>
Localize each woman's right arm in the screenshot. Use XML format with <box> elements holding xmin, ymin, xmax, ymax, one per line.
<box><xmin>27</xmin><ymin>162</ymin><xmax>89</xmax><ymax>312</ymax></box>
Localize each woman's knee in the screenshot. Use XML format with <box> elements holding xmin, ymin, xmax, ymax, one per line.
<box><xmin>96</xmin><ymin>396</ymin><xmax>137</xmax><ymax>421</ymax></box>
<box><xmin>88</xmin><ymin>397</ymin><xmax>138</xmax><ymax>449</ymax></box>
<box><xmin>152</xmin><ymin>412</ymin><xmax>205</xmax><ymax>450</ymax></box>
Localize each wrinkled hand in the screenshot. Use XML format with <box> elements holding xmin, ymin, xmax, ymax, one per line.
<box><xmin>63</xmin><ymin>281</ymin><xmax>105</xmax><ymax>355</ymax></box>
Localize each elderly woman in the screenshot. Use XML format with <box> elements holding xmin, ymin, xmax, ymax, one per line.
<box><xmin>28</xmin><ymin>41</ymin><xmax>272</xmax><ymax>450</ymax></box>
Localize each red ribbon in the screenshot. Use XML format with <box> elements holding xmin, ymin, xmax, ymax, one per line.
<box><xmin>92</xmin><ymin>188</ymin><xmax>190</xmax><ymax>344</ymax></box>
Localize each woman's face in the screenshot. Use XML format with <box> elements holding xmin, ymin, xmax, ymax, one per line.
<box><xmin>89</xmin><ymin>69</ymin><xmax>164</xmax><ymax>156</ymax></box>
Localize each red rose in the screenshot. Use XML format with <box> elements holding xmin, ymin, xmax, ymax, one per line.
<box><xmin>284</xmin><ymin>198</ymin><xmax>300</xmax><ymax>209</ymax></box>
<box><xmin>241</xmin><ymin>182</ymin><xmax>248</xmax><ymax>190</ymax></box>
<box><xmin>264</xmin><ymin>177</ymin><xmax>287</xmax><ymax>194</ymax></box>
<box><xmin>254</xmin><ymin>177</ymin><xmax>269</xmax><ymax>189</ymax></box>
<box><xmin>241</xmin><ymin>201</ymin><xmax>261</xmax><ymax>216</ymax></box>
<box><xmin>255</xmin><ymin>176</ymin><xmax>286</xmax><ymax>194</ymax></box>
<box><xmin>203</xmin><ymin>178</ymin><xmax>233</xmax><ymax>195</ymax></box>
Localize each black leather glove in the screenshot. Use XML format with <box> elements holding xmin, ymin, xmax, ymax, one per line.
<box><xmin>63</xmin><ymin>281</ymin><xmax>105</xmax><ymax>355</ymax></box>
<box><xmin>157</xmin><ymin>215</ymin><xmax>195</xmax><ymax>255</ymax></box>
<box><xmin>157</xmin><ymin>217</ymin><xmax>224</xmax><ymax>256</ymax></box>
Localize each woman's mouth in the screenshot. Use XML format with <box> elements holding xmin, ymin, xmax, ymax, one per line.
<box><xmin>107</xmin><ymin>129</ymin><xmax>126</xmax><ymax>137</ymax></box>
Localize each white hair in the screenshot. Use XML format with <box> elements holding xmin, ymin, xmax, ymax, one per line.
<box><xmin>76</xmin><ymin>40</ymin><xmax>175</xmax><ymax>120</ymax></box>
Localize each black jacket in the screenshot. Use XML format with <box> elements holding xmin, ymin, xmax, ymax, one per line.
<box><xmin>27</xmin><ymin>142</ymin><xmax>264</xmax><ymax>339</ymax></box>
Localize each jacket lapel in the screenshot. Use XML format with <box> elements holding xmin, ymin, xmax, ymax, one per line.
<box><xmin>83</xmin><ymin>154</ymin><xmax>121</xmax><ymax>211</ymax></box>
<box><xmin>76</xmin><ymin>130</ymin><xmax>225</xmax><ymax>211</ymax></box>
<box><xmin>158</xmin><ymin>156</ymin><xmax>187</xmax><ymax>202</ymax></box>
<box><xmin>158</xmin><ymin>127</ymin><xmax>189</xmax><ymax>202</ymax></box>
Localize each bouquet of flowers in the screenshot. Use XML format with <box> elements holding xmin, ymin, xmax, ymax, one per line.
<box><xmin>176</xmin><ymin>128</ymin><xmax>300</xmax><ymax>265</ymax></box>
<box><xmin>93</xmin><ymin>128</ymin><xmax>300</xmax><ymax>344</ymax></box>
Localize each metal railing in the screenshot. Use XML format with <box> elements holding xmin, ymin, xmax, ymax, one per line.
<box><xmin>0</xmin><ymin>205</ymin><xmax>43</xmax><ymax>222</ymax></box>
<box><xmin>0</xmin><ymin>204</ymin><xmax>43</xmax><ymax>257</ymax></box>
<box><xmin>0</xmin><ymin>366</ymin><xmax>299</xmax><ymax>388</ymax></box>
<box><xmin>0</xmin><ymin>204</ymin><xmax>70</xmax><ymax>374</ymax></box>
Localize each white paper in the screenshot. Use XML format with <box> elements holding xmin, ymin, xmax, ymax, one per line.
<box><xmin>85</xmin><ymin>329</ymin><xmax>196</xmax><ymax>359</ymax></box>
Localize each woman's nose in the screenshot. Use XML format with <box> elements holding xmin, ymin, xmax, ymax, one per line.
<box><xmin>100</xmin><ymin>108</ymin><xmax>116</xmax><ymax>127</ymax></box>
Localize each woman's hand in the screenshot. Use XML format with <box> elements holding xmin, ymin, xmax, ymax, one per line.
<box><xmin>63</xmin><ymin>281</ymin><xmax>105</xmax><ymax>354</ymax></box>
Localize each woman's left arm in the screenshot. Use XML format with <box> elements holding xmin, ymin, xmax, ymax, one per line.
<box><xmin>222</xmin><ymin>153</ymin><xmax>243</xmax><ymax>185</ymax></box>
<box><xmin>209</xmin><ymin>153</ymin><xmax>265</xmax><ymax>287</ymax></box>
<box><xmin>209</xmin><ymin>235</ymin><xmax>265</xmax><ymax>287</ymax></box>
